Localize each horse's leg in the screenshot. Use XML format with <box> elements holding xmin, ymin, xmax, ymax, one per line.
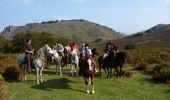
<box><xmin>40</xmin><ymin>67</ymin><xmax>43</xmax><ymax>83</ymax></box>
<box><xmin>75</xmin><ymin>63</ymin><xmax>79</xmax><ymax>76</ymax></box>
<box><xmin>115</xmin><ymin>66</ymin><xmax>118</xmax><ymax>78</ymax></box>
<box><xmin>110</xmin><ymin>67</ymin><xmax>113</xmax><ymax>78</ymax></box>
<box><xmin>106</xmin><ymin>67</ymin><xmax>110</xmax><ymax>78</ymax></box>
<box><xmin>71</xmin><ymin>64</ymin><xmax>74</xmax><ymax>76</ymax></box>
<box><xmin>59</xmin><ymin>62</ymin><xmax>62</xmax><ymax>76</ymax></box>
<box><xmin>84</xmin><ymin>76</ymin><xmax>89</xmax><ymax>94</ymax></box>
<box><xmin>91</xmin><ymin>73</ymin><xmax>95</xmax><ymax>94</ymax></box>
<box><xmin>119</xmin><ymin>65</ymin><xmax>123</xmax><ymax>78</ymax></box>
<box><xmin>24</xmin><ymin>66</ymin><xmax>27</xmax><ymax>81</ymax></box>
<box><xmin>99</xmin><ymin>64</ymin><xmax>102</xmax><ymax>76</ymax></box>
<box><xmin>36</xmin><ymin>68</ymin><xmax>40</xmax><ymax>84</ymax></box>
<box><xmin>19</xmin><ymin>64</ymin><xmax>23</xmax><ymax>81</ymax></box>
<box><xmin>55</xmin><ymin>63</ymin><xmax>58</xmax><ymax>75</ymax></box>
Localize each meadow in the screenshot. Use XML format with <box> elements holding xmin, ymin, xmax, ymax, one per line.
<box><xmin>3</xmin><ymin>66</ymin><xmax>170</xmax><ymax>100</ymax></box>
<box><xmin>0</xmin><ymin>48</ymin><xmax>170</xmax><ymax>100</ymax></box>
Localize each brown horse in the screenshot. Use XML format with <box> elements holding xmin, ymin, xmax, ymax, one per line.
<box><xmin>79</xmin><ymin>56</ymin><xmax>95</xmax><ymax>94</ymax></box>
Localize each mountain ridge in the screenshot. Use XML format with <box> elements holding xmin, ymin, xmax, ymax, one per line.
<box><xmin>0</xmin><ymin>19</ymin><xmax>123</xmax><ymax>42</ymax></box>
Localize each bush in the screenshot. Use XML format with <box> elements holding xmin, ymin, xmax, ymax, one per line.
<box><xmin>121</xmin><ymin>70</ymin><xmax>133</xmax><ymax>78</ymax></box>
<box><xmin>124</xmin><ymin>44</ymin><xmax>136</xmax><ymax>50</ymax></box>
<box><xmin>152</xmin><ymin>62</ymin><xmax>170</xmax><ymax>83</ymax></box>
<box><xmin>0</xmin><ymin>85</ymin><xmax>11</xmax><ymax>100</ymax></box>
<box><xmin>2</xmin><ymin>66</ymin><xmax>20</xmax><ymax>81</ymax></box>
<box><xmin>135</xmin><ymin>62</ymin><xmax>148</xmax><ymax>70</ymax></box>
<box><xmin>94</xmin><ymin>38</ymin><xmax>102</xmax><ymax>43</ymax></box>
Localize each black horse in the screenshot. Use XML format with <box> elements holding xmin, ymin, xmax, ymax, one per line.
<box><xmin>98</xmin><ymin>50</ymin><xmax>127</xmax><ymax>78</ymax></box>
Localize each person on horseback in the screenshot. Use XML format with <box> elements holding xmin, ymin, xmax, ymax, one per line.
<box><xmin>82</xmin><ymin>44</ymin><xmax>93</xmax><ymax>70</ymax></box>
<box><xmin>24</xmin><ymin>37</ymin><xmax>34</xmax><ymax>72</ymax></box>
<box><xmin>70</xmin><ymin>42</ymin><xmax>78</xmax><ymax>51</ymax></box>
<box><xmin>103</xmin><ymin>41</ymin><xmax>119</xmax><ymax>58</ymax></box>
<box><xmin>53</xmin><ymin>42</ymin><xmax>64</xmax><ymax>57</ymax></box>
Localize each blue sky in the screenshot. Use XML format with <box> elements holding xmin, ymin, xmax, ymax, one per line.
<box><xmin>0</xmin><ymin>0</ymin><xmax>170</xmax><ymax>34</ymax></box>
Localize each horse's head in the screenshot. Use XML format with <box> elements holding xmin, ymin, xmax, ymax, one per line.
<box><xmin>44</xmin><ymin>44</ymin><xmax>52</xmax><ymax>54</ymax></box>
<box><xmin>91</xmin><ymin>48</ymin><xmax>99</xmax><ymax>57</ymax></box>
<box><xmin>116</xmin><ymin>51</ymin><xmax>127</xmax><ymax>63</ymax></box>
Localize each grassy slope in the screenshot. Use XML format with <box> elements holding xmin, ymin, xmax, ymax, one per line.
<box><xmin>6</xmin><ymin>66</ymin><xmax>170</xmax><ymax>100</ymax></box>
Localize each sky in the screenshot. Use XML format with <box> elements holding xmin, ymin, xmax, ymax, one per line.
<box><xmin>0</xmin><ymin>0</ymin><xmax>170</xmax><ymax>34</ymax></box>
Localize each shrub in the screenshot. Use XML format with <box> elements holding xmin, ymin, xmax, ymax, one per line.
<box><xmin>2</xmin><ymin>66</ymin><xmax>20</xmax><ymax>81</ymax></box>
<box><xmin>121</xmin><ymin>69</ymin><xmax>133</xmax><ymax>78</ymax></box>
<box><xmin>135</xmin><ymin>61</ymin><xmax>148</xmax><ymax>70</ymax></box>
<box><xmin>94</xmin><ymin>38</ymin><xmax>102</xmax><ymax>43</ymax></box>
<box><xmin>124</xmin><ymin>44</ymin><xmax>136</xmax><ymax>50</ymax></box>
<box><xmin>0</xmin><ymin>85</ymin><xmax>11</xmax><ymax>100</ymax></box>
<box><xmin>152</xmin><ymin>62</ymin><xmax>170</xmax><ymax>83</ymax></box>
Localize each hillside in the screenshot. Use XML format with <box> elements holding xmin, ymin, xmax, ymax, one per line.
<box><xmin>113</xmin><ymin>24</ymin><xmax>170</xmax><ymax>48</ymax></box>
<box><xmin>0</xmin><ymin>19</ymin><xmax>123</xmax><ymax>42</ymax></box>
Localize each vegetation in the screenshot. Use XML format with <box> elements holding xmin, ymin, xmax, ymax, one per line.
<box><xmin>94</xmin><ymin>38</ymin><xmax>103</xmax><ymax>43</ymax></box>
<box><xmin>2</xmin><ymin>66</ymin><xmax>20</xmax><ymax>81</ymax></box>
<box><xmin>1</xmin><ymin>32</ymin><xmax>71</xmax><ymax>53</ymax></box>
<box><xmin>3</xmin><ymin>67</ymin><xmax>170</xmax><ymax>100</ymax></box>
<box><xmin>124</xmin><ymin>44</ymin><xmax>136</xmax><ymax>50</ymax></box>
<box><xmin>1</xmin><ymin>19</ymin><xmax>122</xmax><ymax>43</ymax></box>
<box><xmin>127</xmin><ymin>48</ymin><xmax>170</xmax><ymax>83</ymax></box>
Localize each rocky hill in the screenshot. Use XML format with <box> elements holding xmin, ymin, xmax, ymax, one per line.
<box><xmin>0</xmin><ymin>19</ymin><xmax>123</xmax><ymax>42</ymax></box>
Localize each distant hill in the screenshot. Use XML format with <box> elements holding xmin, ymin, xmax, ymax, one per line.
<box><xmin>0</xmin><ymin>19</ymin><xmax>123</xmax><ymax>43</ymax></box>
<box><xmin>113</xmin><ymin>24</ymin><xmax>170</xmax><ymax>48</ymax></box>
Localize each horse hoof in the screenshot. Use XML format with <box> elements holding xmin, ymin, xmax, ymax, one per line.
<box><xmin>86</xmin><ymin>90</ymin><xmax>90</xmax><ymax>94</ymax></box>
<box><xmin>92</xmin><ymin>90</ymin><xmax>95</xmax><ymax>94</ymax></box>
<box><xmin>37</xmin><ymin>82</ymin><xmax>40</xmax><ymax>85</ymax></box>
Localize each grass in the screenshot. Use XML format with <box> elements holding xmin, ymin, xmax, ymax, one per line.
<box><xmin>4</xmin><ymin>65</ymin><xmax>170</xmax><ymax>100</ymax></box>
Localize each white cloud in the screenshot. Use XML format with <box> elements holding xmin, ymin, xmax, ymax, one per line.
<box><xmin>72</xmin><ymin>0</ymin><xmax>86</xmax><ymax>4</ymax></box>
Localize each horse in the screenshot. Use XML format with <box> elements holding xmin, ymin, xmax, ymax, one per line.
<box><xmin>113</xmin><ymin>51</ymin><xmax>127</xmax><ymax>78</ymax></box>
<box><xmin>79</xmin><ymin>48</ymin><xmax>99</xmax><ymax>94</ymax></box>
<box><xmin>33</xmin><ymin>44</ymin><xmax>52</xmax><ymax>84</ymax></box>
<box><xmin>17</xmin><ymin>44</ymin><xmax>51</xmax><ymax>84</ymax></box>
<box><xmin>79</xmin><ymin>56</ymin><xmax>95</xmax><ymax>94</ymax></box>
<box><xmin>70</xmin><ymin>49</ymin><xmax>79</xmax><ymax>76</ymax></box>
<box><xmin>45</xmin><ymin>46</ymin><xmax>63</xmax><ymax>76</ymax></box>
<box><xmin>98</xmin><ymin>55</ymin><xmax>106</xmax><ymax>76</ymax></box>
<box><xmin>98</xmin><ymin>50</ymin><xmax>127</xmax><ymax>78</ymax></box>
<box><xmin>62</xmin><ymin>46</ymin><xmax>71</xmax><ymax>68</ymax></box>
<box><xmin>17</xmin><ymin>53</ymin><xmax>28</xmax><ymax>81</ymax></box>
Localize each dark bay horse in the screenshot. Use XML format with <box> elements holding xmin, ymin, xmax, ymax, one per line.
<box><xmin>98</xmin><ymin>50</ymin><xmax>127</xmax><ymax>78</ymax></box>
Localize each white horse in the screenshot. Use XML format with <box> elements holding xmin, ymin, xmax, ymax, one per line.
<box><xmin>17</xmin><ymin>44</ymin><xmax>51</xmax><ymax>84</ymax></box>
<box><xmin>33</xmin><ymin>44</ymin><xmax>52</xmax><ymax>84</ymax></box>
<box><xmin>46</xmin><ymin>46</ymin><xmax>63</xmax><ymax>75</ymax></box>
<box><xmin>70</xmin><ymin>49</ymin><xmax>79</xmax><ymax>76</ymax></box>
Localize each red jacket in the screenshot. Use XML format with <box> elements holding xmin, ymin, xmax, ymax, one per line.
<box><xmin>70</xmin><ymin>43</ymin><xmax>78</xmax><ymax>51</ymax></box>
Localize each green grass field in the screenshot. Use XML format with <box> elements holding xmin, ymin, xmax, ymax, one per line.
<box><xmin>5</xmin><ymin>66</ymin><xmax>170</xmax><ymax>100</ymax></box>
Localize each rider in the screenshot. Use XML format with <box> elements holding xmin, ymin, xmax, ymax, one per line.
<box><xmin>70</xmin><ymin>42</ymin><xmax>78</xmax><ymax>51</ymax></box>
<box><xmin>103</xmin><ymin>41</ymin><xmax>119</xmax><ymax>59</ymax></box>
<box><xmin>53</xmin><ymin>42</ymin><xmax>64</xmax><ymax>57</ymax></box>
<box><xmin>82</xmin><ymin>44</ymin><xmax>93</xmax><ymax>70</ymax></box>
<box><xmin>24</xmin><ymin>37</ymin><xmax>34</xmax><ymax>72</ymax></box>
